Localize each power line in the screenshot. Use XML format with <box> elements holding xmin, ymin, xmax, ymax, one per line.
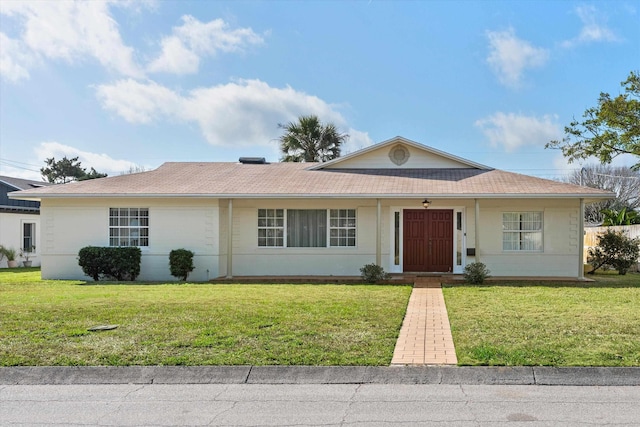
<box><xmin>0</xmin><ymin>157</ymin><xmax>41</xmax><ymax>168</ymax></box>
<box><xmin>0</xmin><ymin>160</ymin><xmax>41</xmax><ymax>173</ymax></box>
<box><xmin>591</xmin><ymin>172</ymin><xmax>640</xmax><ymax>180</ymax></box>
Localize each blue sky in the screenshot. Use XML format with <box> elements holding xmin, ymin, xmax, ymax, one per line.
<box><xmin>1</xmin><ymin>0</ymin><xmax>638</xmax><ymax>181</ymax></box>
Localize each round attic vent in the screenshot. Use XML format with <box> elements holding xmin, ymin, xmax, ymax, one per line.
<box><xmin>389</xmin><ymin>144</ymin><xmax>410</xmax><ymax>166</ymax></box>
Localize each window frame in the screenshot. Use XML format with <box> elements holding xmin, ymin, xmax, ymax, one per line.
<box><xmin>257</xmin><ymin>208</ymin><xmax>357</xmax><ymax>248</ymax></box>
<box><xmin>109</xmin><ymin>208</ymin><xmax>150</xmax><ymax>248</ymax></box>
<box><xmin>502</xmin><ymin>211</ymin><xmax>543</xmax><ymax>252</ymax></box>
<box><xmin>257</xmin><ymin>209</ymin><xmax>285</xmax><ymax>248</ymax></box>
<box><xmin>22</xmin><ymin>222</ymin><xmax>36</xmax><ymax>251</ymax></box>
<box><xmin>329</xmin><ymin>209</ymin><xmax>357</xmax><ymax>247</ymax></box>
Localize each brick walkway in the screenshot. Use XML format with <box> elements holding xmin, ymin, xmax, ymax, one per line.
<box><xmin>391</xmin><ymin>279</ymin><xmax>458</xmax><ymax>365</ymax></box>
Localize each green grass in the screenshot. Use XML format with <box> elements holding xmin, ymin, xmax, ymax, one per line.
<box><xmin>0</xmin><ymin>269</ymin><xmax>412</xmax><ymax>366</ymax></box>
<box><xmin>444</xmin><ymin>272</ymin><xmax>640</xmax><ymax>366</ymax></box>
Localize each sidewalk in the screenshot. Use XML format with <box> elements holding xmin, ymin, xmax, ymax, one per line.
<box><xmin>391</xmin><ymin>279</ymin><xmax>457</xmax><ymax>365</ymax></box>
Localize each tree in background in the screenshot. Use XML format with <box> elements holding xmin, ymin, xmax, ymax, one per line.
<box><xmin>78</xmin><ymin>167</ymin><xmax>108</xmax><ymax>181</ymax></box>
<box><xmin>563</xmin><ymin>164</ymin><xmax>640</xmax><ymax>224</ymax></box>
<box><xmin>601</xmin><ymin>208</ymin><xmax>640</xmax><ymax>226</ymax></box>
<box><xmin>546</xmin><ymin>71</ymin><xmax>640</xmax><ymax>170</ymax></box>
<box><xmin>121</xmin><ymin>165</ymin><xmax>147</xmax><ymax>175</ymax></box>
<box><xmin>278</xmin><ymin>115</ymin><xmax>348</xmax><ymax>162</ymax></box>
<box><xmin>41</xmin><ymin>156</ymin><xmax>107</xmax><ymax>183</ymax></box>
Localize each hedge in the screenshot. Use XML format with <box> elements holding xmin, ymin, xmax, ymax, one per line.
<box><xmin>78</xmin><ymin>246</ymin><xmax>142</xmax><ymax>281</ymax></box>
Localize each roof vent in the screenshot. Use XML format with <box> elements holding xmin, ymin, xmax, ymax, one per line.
<box><xmin>239</xmin><ymin>157</ymin><xmax>267</xmax><ymax>164</ymax></box>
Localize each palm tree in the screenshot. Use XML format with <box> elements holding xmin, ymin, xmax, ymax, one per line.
<box><xmin>278</xmin><ymin>115</ymin><xmax>348</xmax><ymax>162</ymax></box>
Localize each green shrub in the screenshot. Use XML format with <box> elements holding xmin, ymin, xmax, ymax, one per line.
<box><xmin>78</xmin><ymin>246</ymin><xmax>104</xmax><ymax>280</ymax></box>
<box><xmin>588</xmin><ymin>229</ymin><xmax>640</xmax><ymax>275</ymax></box>
<box><xmin>360</xmin><ymin>263</ymin><xmax>390</xmax><ymax>283</ymax></box>
<box><xmin>463</xmin><ymin>262</ymin><xmax>491</xmax><ymax>284</ymax></box>
<box><xmin>169</xmin><ymin>249</ymin><xmax>195</xmax><ymax>281</ymax></box>
<box><xmin>78</xmin><ymin>246</ymin><xmax>142</xmax><ymax>281</ymax></box>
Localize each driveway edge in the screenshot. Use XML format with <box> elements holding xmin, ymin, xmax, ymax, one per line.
<box><xmin>1</xmin><ymin>366</ymin><xmax>639</xmax><ymax>386</ymax></box>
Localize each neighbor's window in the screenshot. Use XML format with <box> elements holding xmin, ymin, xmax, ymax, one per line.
<box><xmin>330</xmin><ymin>209</ymin><xmax>356</xmax><ymax>247</ymax></box>
<box><xmin>502</xmin><ymin>212</ymin><xmax>542</xmax><ymax>251</ymax></box>
<box><xmin>109</xmin><ymin>208</ymin><xmax>149</xmax><ymax>247</ymax></box>
<box><xmin>23</xmin><ymin>222</ymin><xmax>36</xmax><ymax>250</ymax></box>
<box><xmin>257</xmin><ymin>208</ymin><xmax>357</xmax><ymax>248</ymax></box>
<box><xmin>258</xmin><ymin>209</ymin><xmax>284</xmax><ymax>247</ymax></box>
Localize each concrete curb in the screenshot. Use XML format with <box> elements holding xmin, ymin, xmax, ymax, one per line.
<box><xmin>1</xmin><ymin>366</ymin><xmax>639</xmax><ymax>386</ymax></box>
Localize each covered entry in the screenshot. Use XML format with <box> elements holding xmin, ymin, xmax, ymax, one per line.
<box><xmin>403</xmin><ymin>209</ymin><xmax>453</xmax><ymax>272</ymax></box>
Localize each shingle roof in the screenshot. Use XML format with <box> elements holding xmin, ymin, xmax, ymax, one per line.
<box><xmin>9</xmin><ymin>162</ymin><xmax>614</xmax><ymax>200</ymax></box>
<box><xmin>0</xmin><ymin>175</ymin><xmax>52</xmax><ymax>191</ymax></box>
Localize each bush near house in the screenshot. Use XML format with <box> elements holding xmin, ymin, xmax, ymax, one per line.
<box><xmin>360</xmin><ymin>263</ymin><xmax>390</xmax><ymax>283</ymax></box>
<box><xmin>169</xmin><ymin>249</ymin><xmax>195</xmax><ymax>281</ymax></box>
<box><xmin>463</xmin><ymin>262</ymin><xmax>491</xmax><ymax>284</ymax></box>
<box><xmin>588</xmin><ymin>229</ymin><xmax>640</xmax><ymax>275</ymax></box>
<box><xmin>78</xmin><ymin>246</ymin><xmax>141</xmax><ymax>281</ymax></box>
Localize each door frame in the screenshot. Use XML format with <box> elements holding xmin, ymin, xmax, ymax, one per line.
<box><xmin>388</xmin><ymin>205</ymin><xmax>467</xmax><ymax>274</ymax></box>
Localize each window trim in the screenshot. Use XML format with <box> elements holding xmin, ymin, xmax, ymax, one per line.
<box><xmin>329</xmin><ymin>209</ymin><xmax>357</xmax><ymax>248</ymax></box>
<box><xmin>257</xmin><ymin>208</ymin><xmax>285</xmax><ymax>248</ymax></box>
<box><xmin>109</xmin><ymin>207</ymin><xmax>150</xmax><ymax>248</ymax></box>
<box><xmin>502</xmin><ymin>211</ymin><xmax>543</xmax><ymax>252</ymax></box>
<box><xmin>257</xmin><ymin>208</ymin><xmax>357</xmax><ymax>248</ymax></box>
<box><xmin>22</xmin><ymin>221</ymin><xmax>36</xmax><ymax>252</ymax></box>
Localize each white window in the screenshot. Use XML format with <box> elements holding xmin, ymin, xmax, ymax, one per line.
<box><xmin>330</xmin><ymin>209</ymin><xmax>356</xmax><ymax>247</ymax></box>
<box><xmin>109</xmin><ymin>208</ymin><xmax>149</xmax><ymax>247</ymax></box>
<box><xmin>503</xmin><ymin>212</ymin><xmax>542</xmax><ymax>251</ymax></box>
<box><xmin>258</xmin><ymin>209</ymin><xmax>284</xmax><ymax>247</ymax></box>
<box><xmin>257</xmin><ymin>208</ymin><xmax>357</xmax><ymax>248</ymax></box>
<box><xmin>22</xmin><ymin>222</ymin><xmax>36</xmax><ymax>250</ymax></box>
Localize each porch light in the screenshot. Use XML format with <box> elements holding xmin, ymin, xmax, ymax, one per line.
<box><xmin>422</xmin><ymin>199</ymin><xmax>431</xmax><ymax>209</ymax></box>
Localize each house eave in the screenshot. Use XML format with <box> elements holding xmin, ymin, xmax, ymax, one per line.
<box><xmin>10</xmin><ymin>192</ymin><xmax>615</xmax><ymax>201</ymax></box>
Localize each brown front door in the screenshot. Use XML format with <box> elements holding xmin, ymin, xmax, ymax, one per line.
<box><xmin>403</xmin><ymin>209</ymin><xmax>453</xmax><ymax>272</ymax></box>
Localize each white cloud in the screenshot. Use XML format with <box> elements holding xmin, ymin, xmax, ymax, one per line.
<box><xmin>0</xmin><ymin>32</ymin><xmax>35</xmax><ymax>83</ymax></box>
<box><xmin>475</xmin><ymin>112</ymin><xmax>561</xmax><ymax>151</ymax></box>
<box><xmin>0</xmin><ymin>0</ymin><xmax>143</xmax><ymax>81</ymax></box>
<box><xmin>34</xmin><ymin>141</ymin><xmax>141</xmax><ymax>177</ymax></box>
<box><xmin>561</xmin><ymin>6</ymin><xmax>620</xmax><ymax>48</ymax></box>
<box><xmin>342</xmin><ymin>129</ymin><xmax>374</xmax><ymax>155</ymax></box>
<box><xmin>147</xmin><ymin>16</ymin><xmax>264</xmax><ymax>74</ymax></box>
<box><xmin>486</xmin><ymin>28</ymin><xmax>549</xmax><ymax>88</ymax></box>
<box><xmin>94</xmin><ymin>79</ymin><xmax>182</xmax><ymax>124</ymax></box>
<box><xmin>95</xmin><ymin>78</ymin><xmax>370</xmax><ymax>149</ymax></box>
<box><xmin>148</xmin><ymin>37</ymin><xmax>201</xmax><ymax>75</ymax></box>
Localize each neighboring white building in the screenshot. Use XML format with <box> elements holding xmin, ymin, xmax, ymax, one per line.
<box><xmin>1</xmin><ymin>176</ymin><xmax>51</xmax><ymax>267</ymax></box>
<box><xmin>10</xmin><ymin>137</ymin><xmax>614</xmax><ymax>281</ymax></box>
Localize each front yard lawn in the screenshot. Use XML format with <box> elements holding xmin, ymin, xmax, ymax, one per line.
<box><xmin>0</xmin><ymin>269</ymin><xmax>412</xmax><ymax>366</ymax></box>
<box><xmin>444</xmin><ymin>272</ymin><xmax>640</xmax><ymax>366</ymax></box>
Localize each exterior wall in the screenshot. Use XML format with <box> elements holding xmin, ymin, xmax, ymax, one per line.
<box><xmin>39</xmin><ymin>198</ymin><xmax>220</xmax><ymax>281</ymax></box>
<box><xmin>326</xmin><ymin>144</ymin><xmax>471</xmax><ymax>169</ymax></box>
<box><xmin>228</xmin><ymin>199</ymin><xmax>385</xmax><ymax>276</ymax></box>
<box><xmin>38</xmin><ymin>196</ymin><xmax>585</xmax><ymax>280</ymax></box>
<box><xmin>0</xmin><ymin>212</ymin><xmax>41</xmax><ymax>267</ymax></box>
<box><xmin>475</xmin><ymin>198</ymin><xmax>581</xmax><ymax>277</ymax></box>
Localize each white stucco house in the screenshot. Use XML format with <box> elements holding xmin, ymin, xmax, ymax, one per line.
<box><xmin>10</xmin><ymin>137</ymin><xmax>613</xmax><ymax>281</ymax></box>
<box><xmin>1</xmin><ymin>176</ymin><xmax>51</xmax><ymax>267</ymax></box>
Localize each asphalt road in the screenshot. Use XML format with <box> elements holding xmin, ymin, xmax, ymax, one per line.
<box><xmin>2</xmin><ymin>383</ymin><xmax>639</xmax><ymax>426</ymax></box>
